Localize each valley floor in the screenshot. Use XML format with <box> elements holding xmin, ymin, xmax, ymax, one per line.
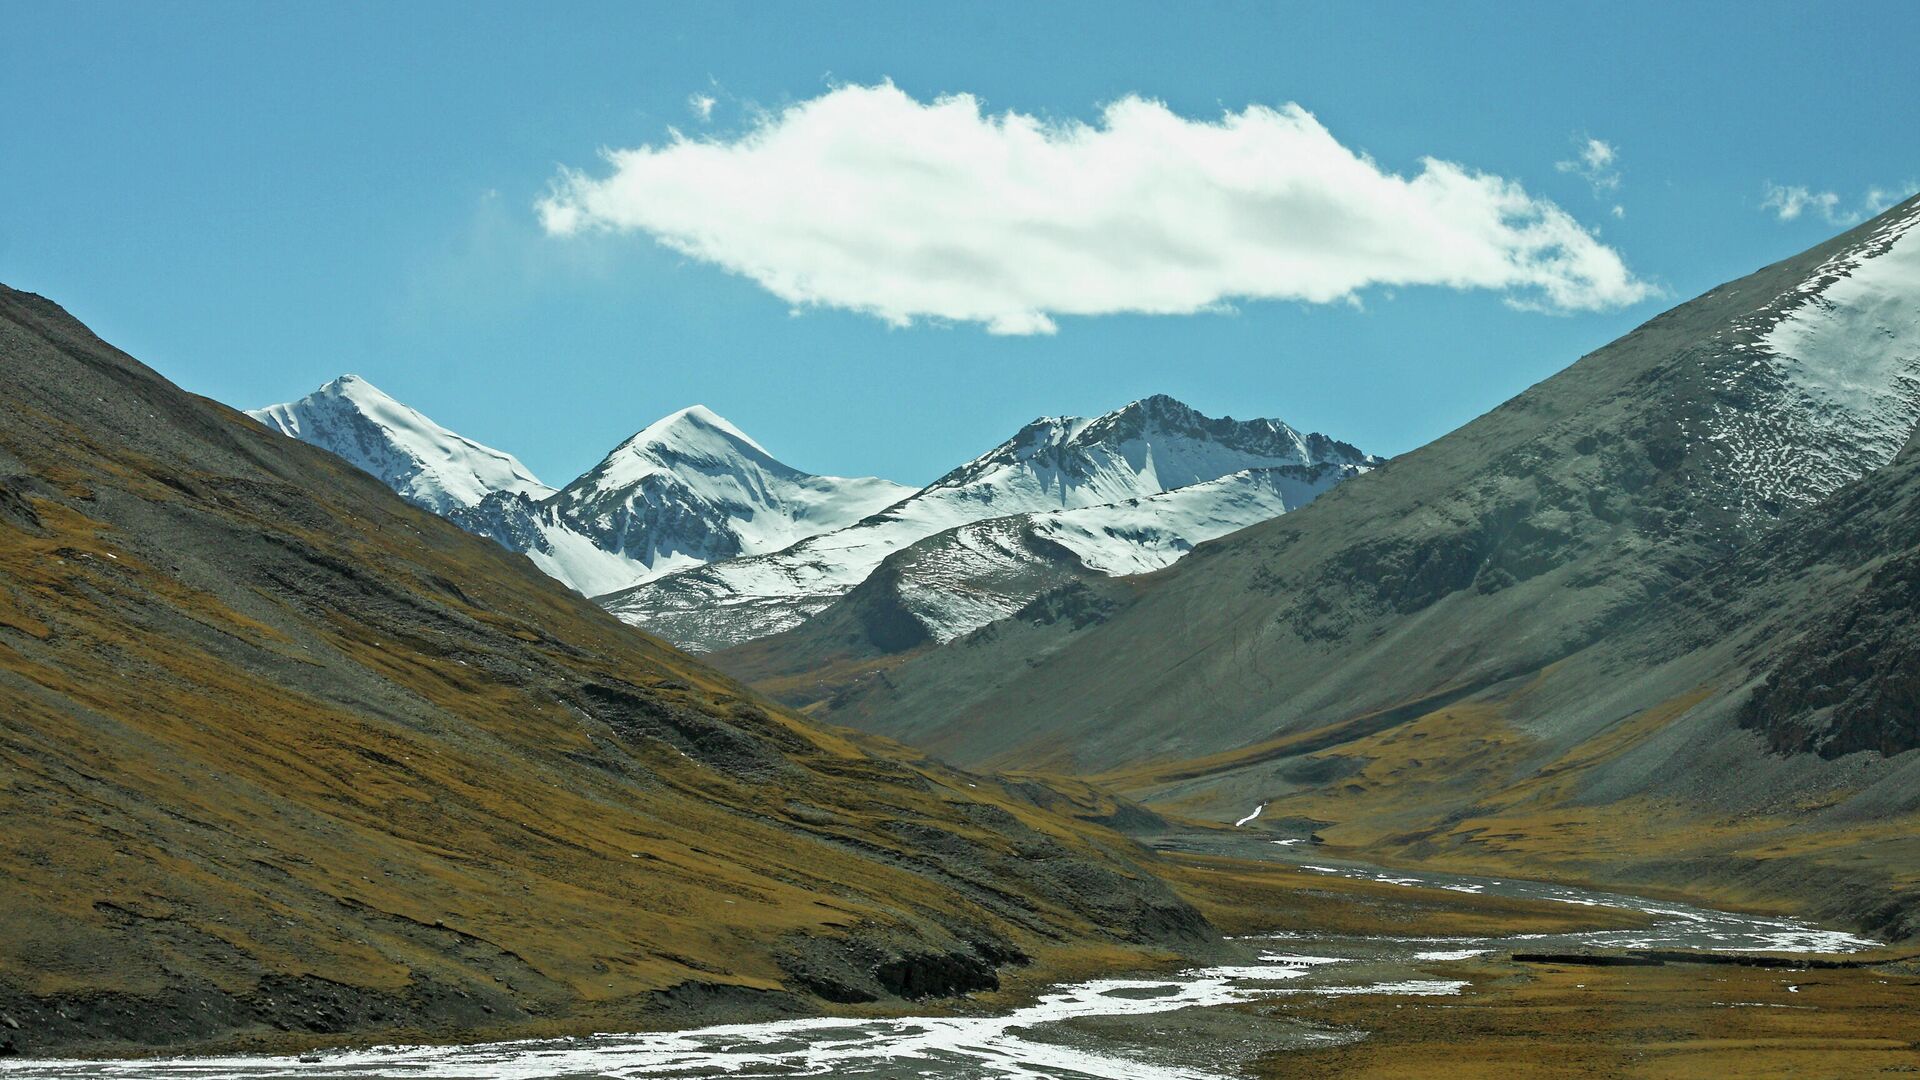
<box><xmin>8</xmin><ymin>841</ymin><xmax>1912</xmax><ymax>1077</ymax></box>
<box><xmin>1257</xmin><ymin>958</ymin><xmax>1920</xmax><ymax>1079</ymax></box>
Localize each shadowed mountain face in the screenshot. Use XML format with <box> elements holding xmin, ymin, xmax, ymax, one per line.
<box><xmin>814</xmin><ymin>196</ymin><xmax>1920</xmax><ymax>938</ymax></box>
<box><xmin>1729</xmin><ymin>429</ymin><xmax>1920</xmax><ymax>759</ymax></box>
<box><xmin>0</xmin><ymin>285</ymin><xmax>1210</xmax><ymax>1056</ymax></box>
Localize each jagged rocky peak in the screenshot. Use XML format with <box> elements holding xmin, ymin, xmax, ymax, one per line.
<box><xmin>247</xmin><ymin>374</ymin><xmax>552</xmax><ymax>515</ymax></box>
<box><xmin>1079</xmin><ymin>393</ymin><xmax>1374</xmax><ymax>466</ymax></box>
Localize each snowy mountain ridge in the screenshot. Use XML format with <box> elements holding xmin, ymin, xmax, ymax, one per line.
<box><xmin>846</xmin><ymin>461</ymin><xmax>1367</xmax><ymax>651</ymax></box>
<box><xmin>495</xmin><ymin>405</ymin><xmax>912</xmax><ymax>594</ymax></box>
<box><xmin>601</xmin><ymin>397</ymin><xmax>1380</xmax><ymax>649</ymax></box>
<box><xmin>250</xmin><ymin>380</ymin><xmax>909</xmax><ymax>596</ymax></box>
<box><xmin>250</xmin><ymin>379</ymin><xmax>1380</xmax><ymax>649</ymax></box>
<box><xmin>247</xmin><ymin>375</ymin><xmax>553</xmax><ymax>515</ymax></box>
<box><xmin>553</xmin><ymin>404</ymin><xmax>912</xmax><ymax>570</ymax></box>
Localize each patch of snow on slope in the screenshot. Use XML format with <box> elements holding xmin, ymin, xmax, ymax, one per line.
<box><xmin>1031</xmin><ymin>466</ymin><xmax>1356</xmax><ymax>577</ymax></box>
<box><xmin>1708</xmin><ymin>200</ymin><xmax>1920</xmax><ymax>523</ymax></box>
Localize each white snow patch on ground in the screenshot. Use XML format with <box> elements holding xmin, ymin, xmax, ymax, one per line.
<box><xmin>1413</xmin><ymin>949</ymin><xmax>1491</xmax><ymax>961</ymax></box>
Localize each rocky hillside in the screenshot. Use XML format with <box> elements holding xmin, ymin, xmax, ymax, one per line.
<box><xmin>0</xmin><ymin>285</ymin><xmax>1211</xmax><ymax>1057</ymax></box>
<box><xmin>816</xmin><ymin>195</ymin><xmax>1920</xmax><ymax>938</ymax></box>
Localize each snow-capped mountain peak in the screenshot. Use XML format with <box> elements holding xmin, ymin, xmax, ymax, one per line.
<box><xmin>547</xmin><ymin>404</ymin><xmax>913</xmax><ymax>579</ymax></box>
<box><xmin>925</xmin><ymin>394</ymin><xmax>1377</xmax><ymax>504</ymax></box>
<box><xmin>578</xmin><ymin>404</ymin><xmax>799</xmax><ymax>502</ymax></box>
<box><xmin>252</xmin><ymin>381</ymin><xmax>912</xmax><ymax>598</ymax></box>
<box><xmin>602</xmin><ymin>395</ymin><xmax>1378</xmax><ymax>649</ymax></box>
<box><xmin>612</xmin><ymin>404</ymin><xmax>774</xmax><ymax>466</ymax></box>
<box><xmin>248</xmin><ymin>375</ymin><xmax>552</xmax><ymax>515</ymax></box>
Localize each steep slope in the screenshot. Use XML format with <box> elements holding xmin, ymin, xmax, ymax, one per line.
<box><xmin>716</xmin><ymin>463</ymin><xmax>1359</xmax><ymax>708</ymax></box>
<box><xmin>604</xmin><ymin>396</ymin><xmax>1376</xmax><ymax>651</ymax></box>
<box><xmin>831</xmin><ymin>195</ymin><xmax>1920</xmax><ymax>771</ymax></box>
<box><xmin>0</xmin><ymin>285</ymin><xmax>1211</xmax><ymax>1056</ymax></box>
<box><xmin>818</xmin><ymin>194</ymin><xmax>1920</xmax><ymax>936</ymax></box>
<box><xmin>248</xmin><ymin>375</ymin><xmax>553</xmax><ymax>514</ymax></box>
<box><xmin>1170</xmin><ymin>426</ymin><xmax>1920</xmax><ymax>941</ymax></box>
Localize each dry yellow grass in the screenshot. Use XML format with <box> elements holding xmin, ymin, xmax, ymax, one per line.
<box><xmin>1254</xmin><ymin>958</ymin><xmax>1920</xmax><ymax>1078</ymax></box>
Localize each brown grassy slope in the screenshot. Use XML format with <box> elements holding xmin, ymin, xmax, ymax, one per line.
<box><xmin>1105</xmin><ymin>668</ymin><xmax>1920</xmax><ymax>941</ymax></box>
<box><xmin>0</xmin><ymin>285</ymin><xmax>1208</xmax><ymax>1055</ymax></box>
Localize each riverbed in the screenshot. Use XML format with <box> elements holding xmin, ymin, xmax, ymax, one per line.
<box><xmin>3</xmin><ymin>851</ymin><xmax>1876</xmax><ymax>1079</ymax></box>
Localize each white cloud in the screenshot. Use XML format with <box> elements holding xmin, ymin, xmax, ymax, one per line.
<box><xmin>688</xmin><ymin>93</ymin><xmax>716</xmax><ymax>123</ymax></box>
<box><xmin>1864</xmin><ymin>183</ymin><xmax>1917</xmax><ymax>217</ymax></box>
<box><xmin>540</xmin><ymin>83</ymin><xmax>1652</xmax><ymax>333</ymax></box>
<box><xmin>1557</xmin><ymin>136</ymin><xmax>1621</xmax><ymax>195</ymax></box>
<box><xmin>1763</xmin><ymin>182</ymin><xmax>1844</xmax><ymax>223</ymax></box>
<box><xmin>1765</xmin><ymin>181</ymin><xmax>1916</xmax><ymax>226</ymax></box>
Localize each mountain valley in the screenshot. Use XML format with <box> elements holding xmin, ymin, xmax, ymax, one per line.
<box><xmin>0</xmin><ymin>286</ymin><xmax>1225</xmax><ymax>1055</ymax></box>
<box><xmin>15</xmin><ymin>10</ymin><xmax>1920</xmax><ymax>1076</ymax></box>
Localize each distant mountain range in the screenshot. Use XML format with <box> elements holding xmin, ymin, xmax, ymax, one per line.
<box><xmin>251</xmin><ymin>384</ymin><xmax>1378</xmax><ymax>652</ymax></box>
<box><xmin>251</xmin><ymin>382</ymin><xmax>909</xmax><ymax>597</ymax></box>
<box><xmin>602</xmin><ymin>395</ymin><xmax>1377</xmax><ymax>650</ymax></box>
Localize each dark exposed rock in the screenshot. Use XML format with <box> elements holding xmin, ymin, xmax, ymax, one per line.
<box><xmin>873</xmin><ymin>951</ymin><xmax>999</xmax><ymax>999</ymax></box>
<box><xmin>1740</xmin><ymin>547</ymin><xmax>1920</xmax><ymax>758</ymax></box>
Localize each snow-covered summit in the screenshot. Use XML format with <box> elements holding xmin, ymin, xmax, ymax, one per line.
<box><xmin>602</xmin><ymin>395</ymin><xmax>1377</xmax><ymax>648</ymax></box>
<box><xmin>248</xmin><ymin>375</ymin><xmax>552</xmax><ymax>514</ymax></box>
<box><xmin>928</xmin><ymin>393</ymin><xmax>1376</xmax><ymax>500</ymax></box>
<box><xmin>250</xmin><ymin>382</ymin><xmax>911</xmax><ymax>597</ymax></box>
<box><xmin>536</xmin><ymin>404</ymin><xmax>913</xmax><ymax>589</ymax></box>
<box><xmin>597</xmin><ymin>405</ymin><xmax>774</xmax><ymax>480</ymax></box>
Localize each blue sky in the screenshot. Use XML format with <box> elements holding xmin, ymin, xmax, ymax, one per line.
<box><xmin>4</xmin><ymin>2</ymin><xmax>1916</xmax><ymax>486</ymax></box>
